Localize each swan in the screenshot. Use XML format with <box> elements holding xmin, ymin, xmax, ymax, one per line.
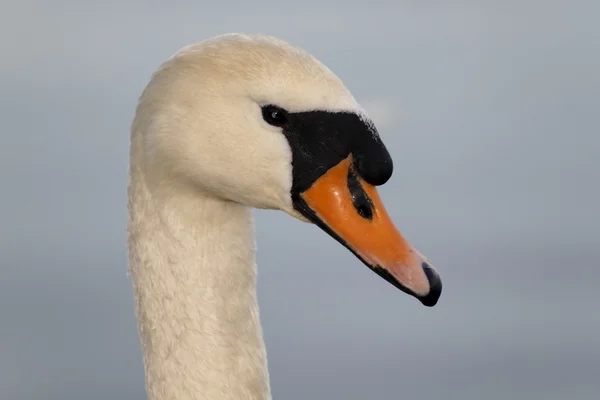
<box><xmin>128</xmin><ymin>33</ymin><xmax>442</xmax><ymax>400</ymax></box>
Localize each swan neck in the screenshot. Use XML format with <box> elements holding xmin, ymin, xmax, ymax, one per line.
<box><xmin>128</xmin><ymin>174</ymin><xmax>271</xmax><ymax>400</ymax></box>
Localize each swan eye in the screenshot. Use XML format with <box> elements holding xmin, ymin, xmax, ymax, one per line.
<box><xmin>261</xmin><ymin>105</ymin><xmax>288</xmax><ymax>127</ymax></box>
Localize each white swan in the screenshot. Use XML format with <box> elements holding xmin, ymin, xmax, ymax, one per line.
<box><xmin>128</xmin><ymin>33</ymin><xmax>442</xmax><ymax>400</ymax></box>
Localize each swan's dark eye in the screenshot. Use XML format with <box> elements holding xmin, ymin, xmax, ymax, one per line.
<box><xmin>261</xmin><ymin>105</ymin><xmax>288</xmax><ymax>127</ymax></box>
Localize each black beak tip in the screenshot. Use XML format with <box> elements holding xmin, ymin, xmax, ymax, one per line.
<box><xmin>419</xmin><ymin>262</ymin><xmax>442</xmax><ymax>307</ymax></box>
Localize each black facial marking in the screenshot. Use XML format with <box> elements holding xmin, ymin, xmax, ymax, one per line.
<box><xmin>276</xmin><ymin>110</ymin><xmax>393</xmax><ymax>195</ymax></box>
<box><xmin>347</xmin><ymin>168</ymin><xmax>374</xmax><ymax>220</ymax></box>
<box><xmin>353</xmin><ymin>139</ymin><xmax>393</xmax><ymax>186</ymax></box>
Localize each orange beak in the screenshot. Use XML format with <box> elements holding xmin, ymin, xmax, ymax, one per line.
<box><xmin>293</xmin><ymin>156</ymin><xmax>442</xmax><ymax>306</ymax></box>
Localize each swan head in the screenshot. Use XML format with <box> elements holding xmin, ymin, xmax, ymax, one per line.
<box><xmin>132</xmin><ymin>33</ymin><xmax>441</xmax><ymax>307</ymax></box>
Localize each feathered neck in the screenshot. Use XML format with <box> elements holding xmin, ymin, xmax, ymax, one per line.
<box><xmin>127</xmin><ymin>163</ymin><xmax>272</xmax><ymax>400</ymax></box>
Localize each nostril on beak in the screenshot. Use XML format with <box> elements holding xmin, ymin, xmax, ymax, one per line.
<box><xmin>419</xmin><ymin>262</ymin><xmax>442</xmax><ymax>307</ymax></box>
<box><xmin>347</xmin><ymin>169</ymin><xmax>374</xmax><ymax>220</ymax></box>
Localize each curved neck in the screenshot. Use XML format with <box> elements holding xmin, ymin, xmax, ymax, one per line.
<box><xmin>127</xmin><ymin>169</ymin><xmax>271</xmax><ymax>400</ymax></box>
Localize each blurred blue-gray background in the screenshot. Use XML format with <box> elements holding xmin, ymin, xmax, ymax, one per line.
<box><xmin>1</xmin><ymin>1</ymin><xmax>599</xmax><ymax>399</ymax></box>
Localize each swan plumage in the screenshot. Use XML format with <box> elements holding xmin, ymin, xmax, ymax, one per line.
<box><xmin>128</xmin><ymin>33</ymin><xmax>441</xmax><ymax>400</ymax></box>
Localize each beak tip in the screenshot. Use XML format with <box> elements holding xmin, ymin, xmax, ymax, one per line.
<box><xmin>419</xmin><ymin>262</ymin><xmax>442</xmax><ymax>307</ymax></box>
